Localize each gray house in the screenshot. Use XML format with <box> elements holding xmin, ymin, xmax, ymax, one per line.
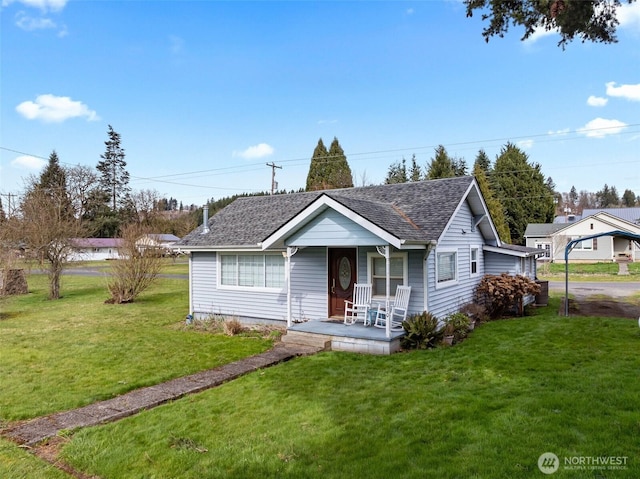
<box><xmin>176</xmin><ymin>176</ymin><xmax>540</xmax><ymax>353</ymax></box>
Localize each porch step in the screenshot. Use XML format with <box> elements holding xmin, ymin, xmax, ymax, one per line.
<box><xmin>281</xmin><ymin>330</ymin><xmax>332</xmax><ymax>351</ymax></box>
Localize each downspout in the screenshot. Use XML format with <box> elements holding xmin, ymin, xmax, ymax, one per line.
<box><xmin>423</xmin><ymin>240</ymin><xmax>436</xmax><ymax>313</ymax></box>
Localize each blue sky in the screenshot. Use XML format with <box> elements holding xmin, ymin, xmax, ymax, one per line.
<box><xmin>1</xmin><ymin>0</ymin><xmax>639</xmax><ymax>209</ymax></box>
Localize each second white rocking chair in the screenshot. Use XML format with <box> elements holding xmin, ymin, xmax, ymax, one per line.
<box><xmin>374</xmin><ymin>285</ymin><xmax>411</xmax><ymax>331</ymax></box>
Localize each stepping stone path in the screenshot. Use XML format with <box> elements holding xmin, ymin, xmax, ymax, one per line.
<box><xmin>2</xmin><ymin>343</ymin><xmax>321</xmax><ymax>447</ymax></box>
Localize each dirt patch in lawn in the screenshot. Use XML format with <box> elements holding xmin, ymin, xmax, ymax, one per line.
<box><xmin>561</xmin><ymin>298</ymin><xmax>640</xmax><ymax>319</ymax></box>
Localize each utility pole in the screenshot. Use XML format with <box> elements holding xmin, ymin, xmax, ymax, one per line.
<box><xmin>266</xmin><ymin>162</ymin><xmax>282</xmax><ymax>195</ymax></box>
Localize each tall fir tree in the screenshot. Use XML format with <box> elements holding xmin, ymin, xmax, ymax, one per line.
<box><xmin>409</xmin><ymin>154</ymin><xmax>422</xmax><ymax>182</ymax></box>
<box><xmin>474</xmin><ymin>149</ymin><xmax>491</xmax><ymax>173</ymax></box>
<box><xmin>35</xmin><ymin>150</ymin><xmax>74</xmax><ymax>219</ymax></box>
<box><xmin>97</xmin><ymin>125</ymin><xmax>130</xmax><ymax>211</ymax></box>
<box><xmin>327</xmin><ymin>137</ymin><xmax>353</xmax><ymax>189</ymax></box>
<box><xmin>492</xmin><ymin>143</ymin><xmax>555</xmax><ymax>245</ymax></box>
<box><xmin>473</xmin><ymin>158</ymin><xmax>511</xmax><ymax>243</ymax></box>
<box><xmin>426</xmin><ymin>145</ymin><xmax>455</xmax><ymax>179</ymax></box>
<box><xmin>305</xmin><ymin>138</ymin><xmax>329</xmax><ymax>191</ymax></box>
<box><xmin>305</xmin><ymin>137</ymin><xmax>353</xmax><ymax>190</ymax></box>
<box><xmin>0</xmin><ymin>198</ymin><xmax>6</xmax><ymax>223</ymax></box>
<box><xmin>596</xmin><ymin>184</ymin><xmax>620</xmax><ymax>208</ymax></box>
<box><xmin>621</xmin><ymin>189</ymin><xmax>638</xmax><ymax>207</ymax></box>
<box><xmin>385</xmin><ymin>158</ymin><xmax>408</xmax><ymax>184</ymax></box>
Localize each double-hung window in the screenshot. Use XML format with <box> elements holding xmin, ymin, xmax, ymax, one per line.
<box><xmin>470</xmin><ymin>247</ymin><xmax>479</xmax><ymax>276</ymax></box>
<box><xmin>436</xmin><ymin>249</ymin><xmax>458</xmax><ymax>286</ymax></box>
<box><xmin>220</xmin><ymin>253</ymin><xmax>285</xmax><ymax>289</ymax></box>
<box><xmin>367</xmin><ymin>252</ymin><xmax>407</xmax><ymax>297</ymax></box>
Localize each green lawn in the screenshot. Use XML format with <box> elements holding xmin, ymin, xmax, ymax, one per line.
<box><xmin>0</xmin><ymin>274</ymin><xmax>272</xmax><ymax>421</ymax></box>
<box><xmin>2</xmin><ymin>274</ymin><xmax>639</xmax><ymax>478</ymax></box>
<box><xmin>538</xmin><ymin>261</ymin><xmax>640</xmax><ymax>278</ymax></box>
<box><xmin>59</xmin><ymin>298</ymin><xmax>640</xmax><ymax>479</ymax></box>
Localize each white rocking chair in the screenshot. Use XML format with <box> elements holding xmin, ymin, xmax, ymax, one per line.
<box><xmin>374</xmin><ymin>285</ymin><xmax>411</xmax><ymax>331</ymax></box>
<box><xmin>344</xmin><ymin>283</ymin><xmax>373</xmax><ymax>326</ymax></box>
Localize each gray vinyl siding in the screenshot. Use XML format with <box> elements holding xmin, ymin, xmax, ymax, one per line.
<box><xmin>289</xmin><ymin>247</ymin><xmax>328</xmax><ymax>321</ymax></box>
<box><xmin>484</xmin><ymin>251</ymin><xmax>517</xmax><ymax>276</ymax></box>
<box><xmin>358</xmin><ymin>247</ymin><xmax>425</xmax><ymax>316</ymax></box>
<box><xmin>286</xmin><ymin>209</ymin><xmax>385</xmax><ymax>247</ymax></box>
<box><xmin>190</xmin><ymin>251</ymin><xmax>287</xmax><ymax>322</ymax></box>
<box><xmin>427</xmin><ymin>201</ymin><xmax>485</xmax><ymax>319</ymax></box>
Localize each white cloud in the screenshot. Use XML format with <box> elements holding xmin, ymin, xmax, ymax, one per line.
<box><xmin>525</xmin><ymin>26</ymin><xmax>558</xmax><ymax>44</ymax></box>
<box><xmin>587</xmin><ymin>95</ymin><xmax>608</xmax><ymax>107</ymax></box>
<box><xmin>517</xmin><ymin>139</ymin><xmax>534</xmax><ymax>149</ymax></box>
<box><xmin>605</xmin><ymin>81</ymin><xmax>640</xmax><ymax>102</ymax></box>
<box><xmin>2</xmin><ymin>0</ymin><xmax>67</xmax><ymax>12</ymax></box>
<box><xmin>548</xmin><ymin>128</ymin><xmax>571</xmax><ymax>136</ymax></box>
<box><xmin>16</xmin><ymin>94</ymin><xmax>100</xmax><ymax>123</ymax></box>
<box><xmin>15</xmin><ymin>11</ymin><xmax>56</xmax><ymax>31</ymax></box>
<box><xmin>233</xmin><ymin>143</ymin><xmax>274</xmax><ymax>159</ymax></box>
<box><xmin>577</xmin><ymin>118</ymin><xmax>628</xmax><ymax>138</ymax></box>
<box><xmin>618</xmin><ymin>1</ymin><xmax>640</xmax><ymax>31</ymax></box>
<box><xmin>11</xmin><ymin>155</ymin><xmax>47</xmax><ymax>170</ymax></box>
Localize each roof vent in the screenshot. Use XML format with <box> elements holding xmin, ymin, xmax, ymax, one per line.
<box><xmin>201</xmin><ymin>205</ymin><xmax>210</xmax><ymax>234</ymax></box>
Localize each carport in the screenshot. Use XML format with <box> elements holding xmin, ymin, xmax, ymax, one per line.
<box><xmin>563</xmin><ymin>230</ymin><xmax>640</xmax><ymax>316</ymax></box>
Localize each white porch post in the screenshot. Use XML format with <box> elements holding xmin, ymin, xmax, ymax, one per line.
<box><xmin>376</xmin><ymin>245</ymin><xmax>392</xmax><ymax>338</ymax></box>
<box><xmin>385</xmin><ymin>246</ymin><xmax>391</xmax><ymax>338</ymax></box>
<box><xmin>285</xmin><ymin>246</ymin><xmax>298</xmax><ymax>327</ymax></box>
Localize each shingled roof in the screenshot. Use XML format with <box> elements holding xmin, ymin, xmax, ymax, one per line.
<box><xmin>177</xmin><ymin>176</ymin><xmax>475</xmax><ymax>249</ymax></box>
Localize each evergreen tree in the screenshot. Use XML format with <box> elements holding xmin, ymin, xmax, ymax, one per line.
<box><xmin>0</xmin><ymin>198</ymin><xmax>6</xmax><ymax>224</ymax></box>
<box><xmin>385</xmin><ymin>158</ymin><xmax>408</xmax><ymax>184</ymax></box>
<box><xmin>569</xmin><ymin>186</ymin><xmax>578</xmax><ymax>208</ymax></box>
<box><xmin>35</xmin><ymin>151</ymin><xmax>74</xmax><ymax>219</ymax></box>
<box><xmin>473</xmin><ymin>158</ymin><xmax>511</xmax><ymax>243</ymax></box>
<box><xmin>621</xmin><ymin>189</ymin><xmax>638</xmax><ymax>207</ymax></box>
<box><xmin>305</xmin><ymin>137</ymin><xmax>353</xmax><ymax>191</ymax></box>
<box><xmin>453</xmin><ymin>158</ymin><xmax>468</xmax><ymax>176</ymax></box>
<box><xmin>409</xmin><ymin>154</ymin><xmax>422</xmax><ymax>182</ymax></box>
<box><xmin>327</xmin><ymin>137</ymin><xmax>353</xmax><ymax>189</ymax></box>
<box><xmin>97</xmin><ymin>125</ymin><xmax>130</xmax><ymax>211</ymax></box>
<box><xmin>492</xmin><ymin>143</ymin><xmax>555</xmax><ymax>245</ymax></box>
<box><xmin>474</xmin><ymin>149</ymin><xmax>491</xmax><ymax>173</ymax></box>
<box><xmin>305</xmin><ymin>138</ymin><xmax>329</xmax><ymax>191</ymax></box>
<box><xmin>426</xmin><ymin>145</ymin><xmax>456</xmax><ymax>179</ymax></box>
<box><xmin>596</xmin><ymin>184</ymin><xmax>620</xmax><ymax>207</ymax></box>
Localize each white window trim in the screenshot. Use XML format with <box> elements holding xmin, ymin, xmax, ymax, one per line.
<box><xmin>469</xmin><ymin>245</ymin><xmax>480</xmax><ymax>278</ymax></box>
<box><xmin>217</xmin><ymin>252</ymin><xmax>285</xmax><ymax>292</ymax></box>
<box><xmin>436</xmin><ymin>248</ymin><xmax>458</xmax><ymax>289</ymax></box>
<box><xmin>366</xmin><ymin>251</ymin><xmax>408</xmax><ymax>300</ymax></box>
<box><xmin>571</xmin><ymin>236</ymin><xmax>593</xmax><ymax>250</ymax></box>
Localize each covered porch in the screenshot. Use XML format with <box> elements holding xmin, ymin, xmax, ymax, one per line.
<box><xmin>284</xmin><ymin>319</ymin><xmax>405</xmax><ymax>355</ymax></box>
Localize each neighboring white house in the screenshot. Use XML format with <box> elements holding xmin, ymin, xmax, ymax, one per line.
<box><xmin>135</xmin><ymin>234</ymin><xmax>181</xmax><ymax>255</ymax></box>
<box><xmin>524</xmin><ymin>212</ymin><xmax>640</xmax><ymax>263</ymax></box>
<box><xmin>176</xmin><ymin>176</ymin><xmax>542</xmax><ymax>343</ymax></box>
<box><xmin>69</xmin><ymin>238</ymin><xmax>124</xmax><ymax>261</ymax></box>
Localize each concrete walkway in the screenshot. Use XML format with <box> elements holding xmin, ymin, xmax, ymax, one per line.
<box><xmin>2</xmin><ymin>343</ymin><xmax>320</xmax><ymax>447</ymax></box>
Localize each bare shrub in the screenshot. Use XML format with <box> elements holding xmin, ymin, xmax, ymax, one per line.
<box><xmin>223</xmin><ymin>317</ymin><xmax>245</xmax><ymax>336</ymax></box>
<box><xmin>106</xmin><ymin>223</ymin><xmax>164</xmax><ymax>304</ymax></box>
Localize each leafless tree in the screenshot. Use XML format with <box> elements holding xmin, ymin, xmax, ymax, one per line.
<box><xmin>129</xmin><ymin>188</ymin><xmax>162</xmax><ymax>225</ymax></box>
<box><xmin>106</xmin><ymin>223</ymin><xmax>164</xmax><ymax>303</ymax></box>
<box><xmin>66</xmin><ymin>164</ymin><xmax>99</xmax><ymax>222</ymax></box>
<box><xmin>3</xmin><ymin>187</ymin><xmax>85</xmax><ymax>299</ymax></box>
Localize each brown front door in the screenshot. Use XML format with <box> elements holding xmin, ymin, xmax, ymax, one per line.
<box><xmin>328</xmin><ymin>248</ymin><xmax>357</xmax><ymax>317</ymax></box>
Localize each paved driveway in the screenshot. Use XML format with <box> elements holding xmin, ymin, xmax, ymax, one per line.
<box><xmin>548</xmin><ymin>280</ymin><xmax>638</xmax><ymax>298</ymax></box>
